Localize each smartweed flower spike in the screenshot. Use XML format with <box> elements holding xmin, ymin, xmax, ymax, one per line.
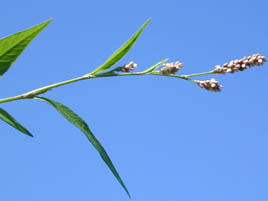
<box><xmin>160</xmin><ymin>61</ymin><xmax>183</xmax><ymax>75</ymax></box>
<box><xmin>213</xmin><ymin>54</ymin><xmax>266</xmax><ymax>74</ymax></box>
<box><xmin>197</xmin><ymin>78</ymin><xmax>223</xmax><ymax>92</ymax></box>
<box><xmin>2</xmin><ymin>18</ymin><xmax>267</xmax><ymax>199</ymax></box>
<box><xmin>117</xmin><ymin>61</ymin><xmax>138</xmax><ymax>72</ymax></box>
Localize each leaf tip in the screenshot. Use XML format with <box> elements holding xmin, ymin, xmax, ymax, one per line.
<box><xmin>44</xmin><ymin>18</ymin><xmax>53</xmax><ymax>25</ymax></box>
<box><xmin>37</xmin><ymin>19</ymin><xmax>53</xmax><ymax>28</ymax></box>
<box><xmin>127</xmin><ymin>193</ymin><xmax>131</xmax><ymax>199</ymax></box>
<box><xmin>125</xmin><ymin>188</ymin><xmax>131</xmax><ymax>199</ymax></box>
<box><xmin>163</xmin><ymin>58</ymin><xmax>169</xmax><ymax>63</ymax></box>
<box><xmin>143</xmin><ymin>18</ymin><xmax>151</xmax><ymax>28</ymax></box>
<box><xmin>48</xmin><ymin>19</ymin><xmax>53</xmax><ymax>23</ymax></box>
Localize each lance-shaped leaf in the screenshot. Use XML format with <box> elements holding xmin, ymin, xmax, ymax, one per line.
<box><xmin>91</xmin><ymin>18</ymin><xmax>151</xmax><ymax>74</ymax></box>
<box><xmin>36</xmin><ymin>97</ymin><xmax>130</xmax><ymax>198</ymax></box>
<box><xmin>142</xmin><ymin>58</ymin><xmax>169</xmax><ymax>74</ymax></box>
<box><xmin>0</xmin><ymin>19</ymin><xmax>52</xmax><ymax>76</ymax></box>
<box><xmin>0</xmin><ymin>108</ymin><xmax>33</xmax><ymax>137</ymax></box>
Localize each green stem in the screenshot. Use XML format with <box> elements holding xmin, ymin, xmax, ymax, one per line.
<box><xmin>0</xmin><ymin>94</ymin><xmax>24</xmax><ymax>104</ymax></box>
<box><xmin>0</xmin><ymin>70</ymin><xmax>204</xmax><ymax>104</ymax></box>
<box><xmin>0</xmin><ymin>76</ymin><xmax>90</xmax><ymax>104</ymax></box>
<box><xmin>182</xmin><ymin>71</ymin><xmax>215</xmax><ymax>78</ymax></box>
<box><xmin>150</xmin><ymin>72</ymin><xmax>198</xmax><ymax>83</ymax></box>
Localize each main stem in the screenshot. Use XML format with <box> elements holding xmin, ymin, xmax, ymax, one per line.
<box><xmin>0</xmin><ymin>70</ymin><xmax>213</xmax><ymax>104</ymax></box>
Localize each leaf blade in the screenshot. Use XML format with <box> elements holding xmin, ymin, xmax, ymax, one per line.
<box><xmin>91</xmin><ymin>18</ymin><xmax>151</xmax><ymax>74</ymax></box>
<box><xmin>36</xmin><ymin>97</ymin><xmax>130</xmax><ymax>198</ymax></box>
<box><xmin>0</xmin><ymin>108</ymin><xmax>33</xmax><ymax>137</ymax></box>
<box><xmin>0</xmin><ymin>19</ymin><xmax>52</xmax><ymax>76</ymax></box>
<box><xmin>142</xmin><ymin>58</ymin><xmax>169</xmax><ymax>74</ymax></box>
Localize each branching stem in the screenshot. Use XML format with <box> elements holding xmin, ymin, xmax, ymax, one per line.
<box><xmin>0</xmin><ymin>69</ymin><xmax>214</xmax><ymax>104</ymax></box>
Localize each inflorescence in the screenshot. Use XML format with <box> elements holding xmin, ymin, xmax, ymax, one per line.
<box><xmin>213</xmin><ymin>54</ymin><xmax>266</xmax><ymax>74</ymax></box>
<box><xmin>114</xmin><ymin>54</ymin><xmax>266</xmax><ymax>93</ymax></box>
<box><xmin>195</xmin><ymin>53</ymin><xmax>266</xmax><ymax>92</ymax></box>
<box><xmin>197</xmin><ymin>78</ymin><xmax>222</xmax><ymax>92</ymax></box>
<box><xmin>160</xmin><ymin>61</ymin><xmax>183</xmax><ymax>75</ymax></box>
<box><xmin>116</xmin><ymin>61</ymin><xmax>138</xmax><ymax>72</ymax></box>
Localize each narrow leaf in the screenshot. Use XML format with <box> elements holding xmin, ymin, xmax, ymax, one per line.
<box><xmin>91</xmin><ymin>18</ymin><xmax>151</xmax><ymax>74</ymax></box>
<box><xmin>0</xmin><ymin>108</ymin><xmax>33</xmax><ymax>137</ymax></box>
<box><xmin>36</xmin><ymin>97</ymin><xmax>130</xmax><ymax>198</ymax></box>
<box><xmin>0</xmin><ymin>19</ymin><xmax>52</xmax><ymax>76</ymax></box>
<box><xmin>142</xmin><ymin>58</ymin><xmax>169</xmax><ymax>74</ymax></box>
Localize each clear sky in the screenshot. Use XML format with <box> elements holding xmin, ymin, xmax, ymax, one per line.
<box><xmin>0</xmin><ymin>0</ymin><xmax>267</xmax><ymax>201</ymax></box>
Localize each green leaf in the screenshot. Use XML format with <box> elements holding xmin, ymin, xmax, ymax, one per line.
<box><xmin>91</xmin><ymin>18</ymin><xmax>151</xmax><ymax>74</ymax></box>
<box><xmin>0</xmin><ymin>108</ymin><xmax>33</xmax><ymax>137</ymax></box>
<box><xmin>0</xmin><ymin>19</ymin><xmax>52</xmax><ymax>76</ymax></box>
<box><xmin>142</xmin><ymin>58</ymin><xmax>169</xmax><ymax>74</ymax></box>
<box><xmin>36</xmin><ymin>97</ymin><xmax>130</xmax><ymax>198</ymax></box>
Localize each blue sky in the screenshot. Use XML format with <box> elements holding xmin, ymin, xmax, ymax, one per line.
<box><xmin>0</xmin><ymin>0</ymin><xmax>267</xmax><ymax>201</ymax></box>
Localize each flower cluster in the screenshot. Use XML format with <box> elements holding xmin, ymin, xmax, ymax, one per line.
<box><xmin>213</xmin><ymin>54</ymin><xmax>266</xmax><ymax>74</ymax></box>
<box><xmin>160</xmin><ymin>61</ymin><xmax>183</xmax><ymax>75</ymax></box>
<box><xmin>197</xmin><ymin>78</ymin><xmax>222</xmax><ymax>92</ymax></box>
<box><xmin>117</xmin><ymin>61</ymin><xmax>138</xmax><ymax>72</ymax></box>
